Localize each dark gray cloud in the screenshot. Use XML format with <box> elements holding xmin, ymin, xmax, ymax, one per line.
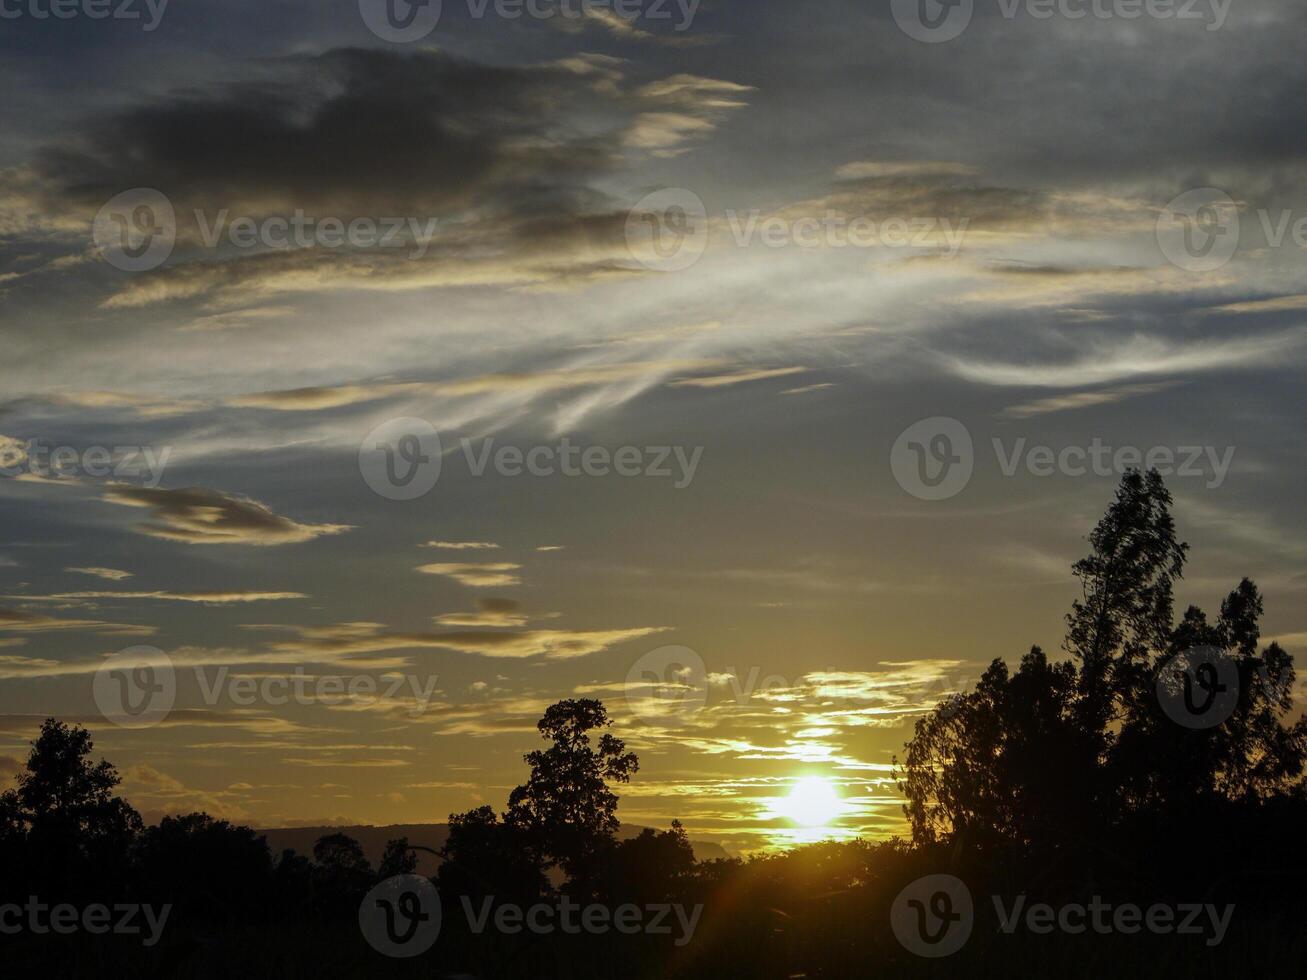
<box><xmin>35</xmin><ymin>47</ymin><xmax>622</xmax><ymax>217</ymax></box>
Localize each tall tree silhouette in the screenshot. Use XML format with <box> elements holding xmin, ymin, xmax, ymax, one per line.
<box><xmin>504</xmin><ymin>699</ymin><xmax>638</xmax><ymax>885</ymax></box>
<box><xmin>1066</xmin><ymin>468</ymin><xmax>1188</xmax><ymax>738</ymax></box>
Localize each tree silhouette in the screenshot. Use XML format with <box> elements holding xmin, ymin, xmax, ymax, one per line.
<box><xmin>1066</xmin><ymin>468</ymin><xmax>1187</xmax><ymax>738</ymax></box>
<box><xmin>1112</xmin><ymin>577</ymin><xmax>1307</xmax><ymax>817</ymax></box>
<box><xmin>438</xmin><ymin>805</ymin><xmax>548</xmax><ymax>905</ymax></box>
<box><xmin>136</xmin><ymin>813</ymin><xmax>273</xmax><ymax>921</ymax></box>
<box><xmin>899</xmin><ymin>469</ymin><xmax>1307</xmax><ymax>853</ymax></box>
<box><xmin>598</xmin><ymin>821</ymin><xmax>696</xmax><ymax>904</ymax></box>
<box><xmin>900</xmin><ymin>647</ymin><xmax>1094</xmax><ymax>850</ymax></box>
<box><xmin>377</xmin><ymin>836</ymin><xmax>418</xmax><ymax>879</ymax></box>
<box><xmin>0</xmin><ymin>718</ymin><xmax>141</xmax><ymax>896</ymax></box>
<box><xmin>504</xmin><ymin>698</ymin><xmax>639</xmax><ymax>885</ymax></box>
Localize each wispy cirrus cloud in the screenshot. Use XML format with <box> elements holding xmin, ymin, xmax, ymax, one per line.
<box><xmin>946</xmin><ymin>332</ymin><xmax>1307</xmax><ymax>388</ymax></box>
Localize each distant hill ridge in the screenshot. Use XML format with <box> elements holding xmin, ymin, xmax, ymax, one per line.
<box><xmin>256</xmin><ymin>822</ymin><xmax>731</xmax><ymax>875</ymax></box>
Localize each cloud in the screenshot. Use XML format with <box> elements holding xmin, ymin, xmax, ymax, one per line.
<box><xmin>1202</xmin><ymin>294</ymin><xmax>1307</xmax><ymax>316</ymax></box>
<box><xmin>5</xmin><ymin>590</ymin><xmax>307</xmax><ymax>605</ymax></box>
<box><xmin>946</xmin><ymin>331</ymin><xmax>1306</xmax><ymax>389</ymax></box>
<box><xmin>999</xmin><ymin>381</ymin><xmax>1182</xmax><ymax>419</ymax></box>
<box><xmin>416</xmin><ymin>563</ymin><xmax>523</xmax><ymax>587</ymax></box>
<box><xmin>435</xmin><ymin>598</ymin><xmax>528</xmax><ymax>628</ymax></box>
<box><xmin>225</xmin><ymin>383</ymin><xmax>424</xmax><ymax>411</ymax></box>
<box><xmin>46</xmin><ymin>391</ymin><xmax>206</xmax><ymax>418</ymax></box>
<box><xmin>36</xmin><ymin>48</ymin><xmax>619</xmax><ymax>225</ymax></box>
<box><xmin>0</xmin><ymin>607</ymin><xmax>153</xmax><ymax>641</ymax></box>
<box><xmin>65</xmin><ymin>567</ymin><xmax>134</xmax><ymax>581</ymax></box>
<box><xmin>421</xmin><ymin>541</ymin><xmax>501</xmax><ymax>551</ymax></box>
<box><xmin>625</xmin><ymin>75</ymin><xmax>753</xmax><ymax>157</ymax></box>
<box><xmin>265</xmin><ymin>621</ymin><xmax>668</xmax><ymax>662</ymax></box>
<box><xmin>179</xmin><ymin>306</ymin><xmax>295</xmax><ymax>332</ymax></box>
<box><xmin>102</xmin><ymin>486</ymin><xmax>352</xmax><ymax>545</ymax></box>
<box><xmin>121</xmin><ymin>764</ymin><xmax>252</xmax><ymax>823</ymax></box>
<box><xmin>225</xmin><ymin>361</ymin><xmax>718</xmax><ymax>414</ymax></box>
<box><xmin>560</xmin><ymin>7</ymin><xmax>713</xmax><ymax>46</ymax></box>
<box><xmin>17</xmin><ymin>48</ymin><xmax>748</xmax><ymax>308</ymax></box>
<box><xmin>834</xmin><ymin>161</ymin><xmax>980</xmax><ymax>180</ymax></box>
<box><xmin>0</xmin><ymin>435</ymin><xmax>28</xmax><ymax>469</ymax></box>
<box><xmin>667</xmin><ymin>367</ymin><xmax>808</xmax><ymax>389</ymax></box>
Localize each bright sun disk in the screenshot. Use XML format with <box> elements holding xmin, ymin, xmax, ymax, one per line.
<box><xmin>772</xmin><ymin>776</ymin><xmax>844</xmax><ymax>828</ymax></box>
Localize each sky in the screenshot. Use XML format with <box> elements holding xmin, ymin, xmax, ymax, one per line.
<box><xmin>2</xmin><ymin>0</ymin><xmax>1306</xmax><ymax>853</ymax></box>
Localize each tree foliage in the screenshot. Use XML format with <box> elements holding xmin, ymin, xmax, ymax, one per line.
<box><xmin>899</xmin><ymin>469</ymin><xmax>1307</xmax><ymax>850</ymax></box>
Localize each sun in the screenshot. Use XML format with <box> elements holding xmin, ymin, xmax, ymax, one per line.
<box><xmin>771</xmin><ymin>776</ymin><xmax>845</xmax><ymax>828</ymax></box>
